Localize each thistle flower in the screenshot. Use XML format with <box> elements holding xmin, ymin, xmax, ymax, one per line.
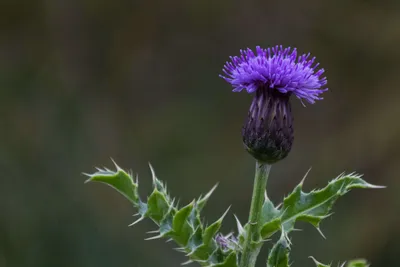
<box><xmin>220</xmin><ymin>46</ymin><xmax>327</xmax><ymax>163</ymax></box>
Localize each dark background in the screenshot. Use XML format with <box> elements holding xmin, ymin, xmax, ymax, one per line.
<box><xmin>1</xmin><ymin>0</ymin><xmax>399</xmax><ymax>266</ymax></box>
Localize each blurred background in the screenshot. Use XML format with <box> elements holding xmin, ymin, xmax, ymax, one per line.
<box><xmin>1</xmin><ymin>0</ymin><xmax>399</xmax><ymax>266</ymax></box>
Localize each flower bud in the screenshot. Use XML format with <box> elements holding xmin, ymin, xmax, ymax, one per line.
<box><xmin>242</xmin><ymin>88</ymin><xmax>293</xmax><ymax>163</ymax></box>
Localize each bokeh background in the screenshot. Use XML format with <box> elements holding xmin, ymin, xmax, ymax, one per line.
<box><xmin>1</xmin><ymin>0</ymin><xmax>399</xmax><ymax>266</ymax></box>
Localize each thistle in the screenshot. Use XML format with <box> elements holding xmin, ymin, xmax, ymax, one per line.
<box><xmin>85</xmin><ymin>45</ymin><xmax>382</xmax><ymax>267</ymax></box>
<box><xmin>220</xmin><ymin>46</ymin><xmax>327</xmax><ymax>163</ymax></box>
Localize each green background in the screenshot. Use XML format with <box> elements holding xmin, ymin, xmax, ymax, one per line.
<box><xmin>1</xmin><ymin>0</ymin><xmax>399</xmax><ymax>266</ymax></box>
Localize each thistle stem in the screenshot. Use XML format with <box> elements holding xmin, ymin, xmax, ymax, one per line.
<box><xmin>240</xmin><ymin>161</ymin><xmax>271</xmax><ymax>267</ymax></box>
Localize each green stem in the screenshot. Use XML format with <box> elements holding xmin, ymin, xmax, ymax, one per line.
<box><xmin>240</xmin><ymin>161</ymin><xmax>272</xmax><ymax>267</ymax></box>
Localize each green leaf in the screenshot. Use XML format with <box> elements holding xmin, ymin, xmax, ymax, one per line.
<box><xmin>280</xmin><ymin>173</ymin><xmax>383</xmax><ymax>234</ymax></box>
<box><xmin>188</xmin><ymin>203</ymin><xmax>202</xmax><ymax>230</ymax></box>
<box><xmin>212</xmin><ymin>252</ymin><xmax>238</xmax><ymax>267</ymax></box>
<box><xmin>346</xmin><ymin>259</ymin><xmax>369</xmax><ymax>267</ymax></box>
<box><xmin>86</xmin><ymin>161</ymin><xmax>238</xmax><ymax>267</ymax></box>
<box><xmin>147</xmin><ymin>189</ymin><xmax>170</xmax><ymax>223</ymax></box>
<box><xmin>203</xmin><ymin>220</ymin><xmax>222</xmax><ymax>246</ymax></box>
<box><xmin>203</xmin><ymin>207</ymin><xmax>230</xmax><ymax>245</ymax></box>
<box><xmin>267</xmin><ymin>233</ymin><xmax>290</xmax><ymax>267</ymax></box>
<box><xmin>309</xmin><ymin>257</ymin><xmax>331</xmax><ymax>267</ymax></box>
<box><xmin>172</xmin><ymin>201</ymin><xmax>195</xmax><ymax>246</ymax></box>
<box><xmin>260</xmin><ymin>196</ymin><xmax>281</xmax><ymax>239</ymax></box>
<box><xmin>260</xmin><ymin>196</ymin><xmax>280</xmax><ymax>224</ymax></box>
<box><xmin>187</xmin><ymin>227</ymin><xmax>208</xmax><ymax>259</ymax></box>
<box><xmin>84</xmin><ymin>165</ymin><xmax>139</xmax><ymax>206</ymax></box>
<box><xmin>188</xmin><ymin>207</ymin><xmax>232</xmax><ymax>261</ymax></box>
<box><xmin>260</xmin><ymin>218</ymin><xmax>281</xmax><ymax>240</ymax></box>
<box><xmin>189</xmin><ymin>244</ymin><xmax>212</xmax><ymax>262</ymax></box>
<box><xmin>159</xmin><ymin>212</ymin><xmax>173</xmax><ymax>235</ymax></box>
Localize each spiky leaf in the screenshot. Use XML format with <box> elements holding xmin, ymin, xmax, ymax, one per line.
<box><xmin>85</xmin><ymin>162</ymin><xmax>238</xmax><ymax>267</ymax></box>
<box><xmin>259</xmin><ymin>196</ymin><xmax>281</xmax><ymax>239</ymax></box>
<box><xmin>147</xmin><ymin>189</ymin><xmax>170</xmax><ymax>223</ymax></box>
<box><xmin>267</xmin><ymin>233</ymin><xmax>290</xmax><ymax>267</ymax></box>
<box><xmin>204</xmin><ymin>221</ymin><xmax>222</xmax><ymax>246</ymax></box>
<box><xmin>213</xmin><ymin>252</ymin><xmax>237</xmax><ymax>267</ymax></box>
<box><xmin>172</xmin><ymin>202</ymin><xmax>195</xmax><ymax>246</ymax></box>
<box><xmin>280</xmin><ymin>173</ymin><xmax>383</xmax><ymax>234</ymax></box>
<box><xmin>85</xmin><ymin>166</ymin><xmax>139</xmax><ymax>205</ymax></box>
<box><xmin>260</xmin><ymin>196</ymin><xmax>280</xmax><ymax>224</ymax></box>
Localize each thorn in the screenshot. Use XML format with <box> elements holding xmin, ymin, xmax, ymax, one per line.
<box><xmin>276</xmin><ymin>202</ymin><xmax>283</xmax><ymax>209</ymax></box>
<box><xmin>316</xmin><ymin>227</ymin><xmax>326</xmax><ymax>239</ymax></box>
<box><xmin>173</xmin><ymin>247</ymin><xmax>186</xmax><ymax>252</ymax></box>
<box><xmin>132</xmin><ymin>213</ymin><xmax>140</xmax><ymax>217</ymax></box>
<box><xmin>181</xmin><ymin>260</ymin><xmax>193</xmax><ymax>265</ymax></box>
<box><xmin>146</xmin><ymin>230</ymin><xmax>159</xmax><ymax>234</ymax></box>
<box><xmin>83</xmin><ymin>178</ymin><xmax>92</xmax><ymax>184</ymax></box>
<box><xmin>309</xmin><ymin>256</ymin><xmax>322</xmax><ymax>265</ymax></box>
<box><xmin>365</xmin><ymin>183</ymin><xmax>386</xmax><ymax>189</ymax></box>
<box><xmin>218</xmin><ymin>206</ymin><xmax>231</xmax><ymax>221</ymax></box>
<box><xmin>128</xmin><ymin>216</ymin><xmax>145</xmax><ymax>226</ymax></box>
<box><xmin>95</xmin><ymin>167</ymin><xmax>103</xmax><ymax>172</ymax></box>
<box><xmin>82</xmin><ymin>172</ymin><xmax>92</xmax><ymax>177</ymax></box>
<box><xmin>185</xmin><ymin>250</ymin><xmax>195</xmax><ymax>257</ymax></box>
<box><xmin>337</xmin><ymin>171</ymin><xmax>346</xmax><ymax>179</ymax></box>
<box><xmin>292</xmin><ymin>228</ymin><xmax>303</xmax><ymax>232</ymax></box>
<box><xmin>144</xmin><ymin>234</ymin><xmax>164</xmax><ymax>241</ymax></box>
<box><xmin>347</xmin><ymin>171</ymin><xmax>356</xmax><ymax>177</ymax></box>
<box><xmin>234</xmin><ymin>214</ymin><xmax>245</xmax><ymax>234</ymax></box>
<box><xmin>165</xmin><ymin>238</ymin><xmax>173</xmax><ymax>243</ymax></box>
<box><xmin>82</xmin><ymin>173</ymin><xmax>94</xmax><ymax>183</ymax></box>
<box><xmin>197</xmin><ymin>183</ymin><xmax>219</xmax><ymax>210</ymax></box>
<box><xmin>166</xmin><ymin>206</ymin><xmax>174</xmax><ymax>216</ymax></box>
<box><xmin>299</xmin><ymin>167</ymin><xmax>312</xmax><ymax>186</ymax></box>
<box><xmin>309</xmin><ymin>257</ymin><xmax>332</xmax><ymax>267</ymax></box>
<box><xmin>110</xmin><ymin>158</ymin><xmax>122</xmax><ymax>171</ymax></box>
<box><xmin>278</xmin><ymin>230</ymin><xmax>286</xmax><ymax>241</ymax></box>
<box><xmin>148</xmin><ymin>162</ymin><xmax>156</xmax><ymax>182</ymax></box>
<box><xmin>205</xmin><ymin>183</ymin><xmax>219</xmax><ymax>199</ymax></box>
<box><xmin>323</xmin><ymin>213</ymin><xmax>334</xmax><ymax>219</ymax></box>
<box><xmin>286</xmin><ymin>235</ymin><xmax>293</xmax><ymax>246</ymax></box>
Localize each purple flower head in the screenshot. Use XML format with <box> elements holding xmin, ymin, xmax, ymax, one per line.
<box><xmin>215</xmin><ymin>234</ymin><xmax>228</xmax><ymax>250</ymax></box>
<box><xmin>220</xmin><ymin>45</ymin><xmax>328</xmax><ymax>104</ymax></box>
<box><xmin>215</xmin><ymin>233</ymin><xmax>238</xmax><ymax>251</ymax></box>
